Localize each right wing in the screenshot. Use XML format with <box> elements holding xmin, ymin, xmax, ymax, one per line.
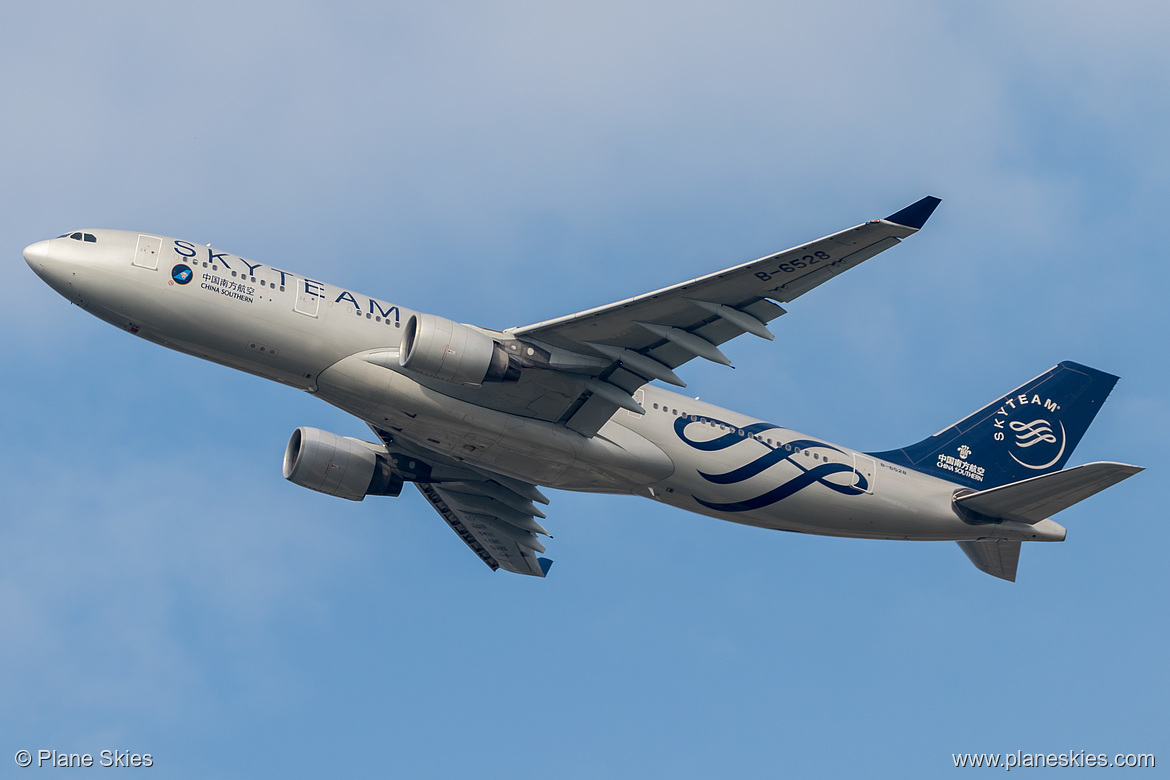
<box><xmin>371</xmin><ymin>425</ymin><xmax>554</xmax><ymax>577</ymax></box>
<box><xmin>415</xmin><ymin>481</ymin><xmax>553</xmax><ymax>577</ymax></box>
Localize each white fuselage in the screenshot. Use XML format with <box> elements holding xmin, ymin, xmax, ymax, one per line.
<box><xmin>25</xmin><ymin>229</ymin><xmax>1061</xmax><ymax>545</ymax></box>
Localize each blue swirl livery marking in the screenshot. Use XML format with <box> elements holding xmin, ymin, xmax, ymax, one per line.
<box><xmin>171</xmin><ymin>263</ymin><xmax>193</xmax><ymax>285</ymax></box>
<box><xmin>674</xmin><ymin>415</ymin><xmax>866</xmax><ymax>513</ymax></box>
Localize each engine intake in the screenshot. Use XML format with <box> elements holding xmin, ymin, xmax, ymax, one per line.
<box><xmin>282</xmin><ymin>427</ymin><xmax>403</xmax><ymax>501</ymax></box>
<box><xmin>398</xmin><ymin>312</ymin><xmax>520</xmax><ymax>385</ymax></box>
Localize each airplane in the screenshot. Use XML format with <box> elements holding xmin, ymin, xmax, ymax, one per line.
<box><xmin>23</xmin><ymin>196</ymin><xmax>1142</xmax><ymax>582</ymax></box>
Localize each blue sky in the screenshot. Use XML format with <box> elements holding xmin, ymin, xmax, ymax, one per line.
<box><xmin>3</xmin><ymin>2</ymin><xmax>1166</xmax><ymax>776</ymax></box>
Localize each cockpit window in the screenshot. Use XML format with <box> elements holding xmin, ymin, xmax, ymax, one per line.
<box><xmin>61</xmin><ymin>232</ymin><xmax>97</xmax><ymax>242</ymax></box>
<box><xmin>84</xmin><ymin>233</ymin><xmax>96</xmax><ymax>242</ymax></box>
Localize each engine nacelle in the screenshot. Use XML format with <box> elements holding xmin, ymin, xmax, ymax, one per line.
<box><xmin>282</xmin><ymin>427</ymin><xmax>403</xmax><ymax>501</ymax></box>
<box><xmin>398</xmin><ymin>312</ymin><xmax>520</xmax><ymax>385</ymax></box>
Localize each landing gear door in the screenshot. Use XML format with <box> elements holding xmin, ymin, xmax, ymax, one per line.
<box><xmin>853</xmin><ymin>453</ymin><xmax>876</xmax><ymax>494</ymax></box>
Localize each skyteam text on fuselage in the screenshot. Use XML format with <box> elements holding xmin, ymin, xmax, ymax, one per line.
<box><xmin>24</xmin><ymin>197</ymin><xmax>1141</xmax><ymax>581</ymax></box>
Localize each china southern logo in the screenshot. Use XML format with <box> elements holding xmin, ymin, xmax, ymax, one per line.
<box><xmin>993</xmin><ymin>393</ymin><xmax>1067</xmax><ymax>471</ymax></box>
<box><xmin>171</xmin><ymin>264</ymin><xmax>193</xmax><ymax>285</ymax></box>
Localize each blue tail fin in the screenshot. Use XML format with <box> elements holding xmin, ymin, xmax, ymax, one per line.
<box><xmin>870</xmin><ymin>361</ymin><xmax>1119</xmax><ymax>489</ymax></box>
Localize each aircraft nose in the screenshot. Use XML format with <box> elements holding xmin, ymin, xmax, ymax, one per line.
<box><xmin>23</xmin><ymin>239</ymin><xmax>53</xmax><ymax>273</ymax></box>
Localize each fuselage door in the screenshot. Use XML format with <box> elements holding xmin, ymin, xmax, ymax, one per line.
<box><xmin>294</xmin><ymin>279</ymin><xmax>321</xmax><ymax>317</ymax></box>
<box><xmin>853</xmin><ymin>453</ymin><xmax>876</xmax><ymax>494</ymax></box>
<box><xmin>133</xmin><ymin>234</ymin><xmax>161</xmax><ymax>270</ymax></box>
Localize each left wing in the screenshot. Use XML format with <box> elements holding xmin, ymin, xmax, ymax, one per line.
<box><xmin>508</xmin><ymin>196</ymin><xmax>941</xmax><ymax>435</ymax></box>
<box><xmin>364</xmin><ymin>197</ymin><xmax>939</xmax><ymax>439</ymax></box>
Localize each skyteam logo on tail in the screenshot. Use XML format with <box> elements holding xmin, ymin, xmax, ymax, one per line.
<box><xmin>870</xmin><ymin>361</ymin><xmax>1118</xmax><ymax>489</ymax></box>
<box><xmin>1008</xmin><ymin>418</ymin><xmax>1067</xmax><ymax>470</ymax></box>
<box><xmin>993</xmin><ymin>394</ymin><xmax>1067</xmax><ymax>471</ymax></box>
<box><xmin>937</xmin><ymin>394</ymin><xmax>1068</xmax><ymax>481</ymax></box>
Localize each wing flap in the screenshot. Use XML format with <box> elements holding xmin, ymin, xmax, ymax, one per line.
<box><xmin>564</xmin><ymin>366</ymin><xmax>647</xmax><ymax>436</ymax></box>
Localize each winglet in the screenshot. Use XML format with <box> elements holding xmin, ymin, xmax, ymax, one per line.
<box><xmin>884</xmin><ymin>196</ymin><xmax>941</xmax><ymax>230</ymax></box>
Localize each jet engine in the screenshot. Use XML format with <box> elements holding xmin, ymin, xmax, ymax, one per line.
<box><xmin>282</xmin><ymin>427</ymin><xmax>403</xmax><ymax>501</ymax></box>
<box><xmin>398</xmin><ymin>312</ymin><xmax>520</xmax><ymax>385</ymax></box>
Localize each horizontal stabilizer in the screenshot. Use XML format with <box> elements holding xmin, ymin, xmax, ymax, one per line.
<box><xmin>957</xmin><ymin>539</ymin><xmax>1021</xmax><ymax>582</ymax></box>
<box><xmin>954</xmin><ymin>461</ymin><xmax>1142</xmax><ymax>524</ymax></box>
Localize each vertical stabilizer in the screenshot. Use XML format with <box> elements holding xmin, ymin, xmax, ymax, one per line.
<box><xmin>871</xmin><ymin>362</ymin><xmax>1119</xmax><ymax>489</ymax></box>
